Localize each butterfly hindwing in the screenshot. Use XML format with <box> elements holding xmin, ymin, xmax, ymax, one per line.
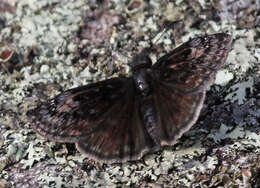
<box><xmin>152</xmin><ymin>80</ymin><xmax>205</xmax><ymax>145</ymax></box>
<box><xmin>76</xmin><ymin>91</ymin><xmax>155</xmax><ymax>163</ymax></box>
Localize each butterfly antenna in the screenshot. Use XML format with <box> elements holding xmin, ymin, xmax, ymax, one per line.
<box><xmin>151</xmin><ymin>20</ymin><xmax>182</xmax><ymax>46</ymax></box>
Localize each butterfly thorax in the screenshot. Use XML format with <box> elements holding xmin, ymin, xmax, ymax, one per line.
<box><xmin>133</xmin><ymin>69</ymin><xmax>152</xmax><ymax>97</ymax></box>
<box><xmin>131</xmin><ymin>53</ymin><xmax>153</xmax><ymax>95</ymax></box>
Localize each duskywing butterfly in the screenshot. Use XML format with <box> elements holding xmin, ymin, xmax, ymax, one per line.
<box><xmin>27</xmin><ymin>33</ymin><xmax>232</xmax><ymax>163</ymax></box>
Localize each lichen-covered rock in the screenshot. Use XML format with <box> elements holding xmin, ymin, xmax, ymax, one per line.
<box><xmin>0</xmin><ymin>0</ymin><xmax>259</xmax><ymax>187</ymax></box>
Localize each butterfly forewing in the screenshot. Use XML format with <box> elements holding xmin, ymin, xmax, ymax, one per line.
<box><xmin>152</xmin><ymin>33</ymin><xmax>232</xmax><ymax>92</ymax></box>
<box><xmin>28</xmin><ymin>77</ymin><xmax>128</xmax><ymax>142</ymax></box>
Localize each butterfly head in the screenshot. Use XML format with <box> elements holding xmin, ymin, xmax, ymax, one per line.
<box><xmin>129</xmin><ymin>51</ymin><xmax>152</xmax><ymax>72</ymax></box>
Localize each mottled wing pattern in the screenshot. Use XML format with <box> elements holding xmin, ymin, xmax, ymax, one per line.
<box><xmin>151</xmin><ymin>33</ymin><xmax>232</xmax><ymax>145</ymax></box>
<box><xmin>27</xmin><ymin>78</ymin><xmax>155</xmax><ymax>163</ymax></box>
<box><xmin>152</xmin><ymin>33</ymin><xmax>232</xmax><ymax>92</ymax></box>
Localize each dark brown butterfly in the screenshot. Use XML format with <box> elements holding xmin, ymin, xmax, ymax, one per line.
<box><xmin>27</xmin><ymin>33</ymin><xmax>232</xmax><ymax>163</ymax></box>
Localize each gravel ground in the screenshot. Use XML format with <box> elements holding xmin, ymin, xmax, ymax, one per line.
<box><xmin>0</xmin><ymin>0</ymin><xmax>259</xmax><ymax>187</ymax></box>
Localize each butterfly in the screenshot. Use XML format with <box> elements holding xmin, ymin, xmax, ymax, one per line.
<box><xmin>27</xmin><ymin>33</ymin><xmax>232</xmax><ymax>163</ymax></box>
